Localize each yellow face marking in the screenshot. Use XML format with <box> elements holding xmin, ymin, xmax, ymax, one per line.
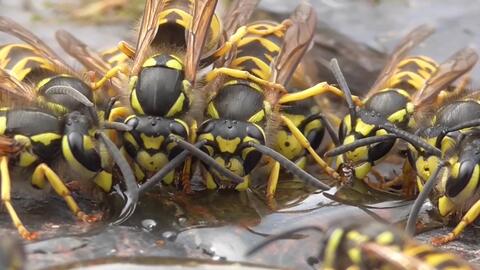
<box><xmin>216</xmin><ymin>137</ymin><xmax>241</xmax><ymax>154</ymax></box>
<box><xmin>93</xmin><ymin>171</ymin><xmax>113</xmax><ymax>192</ymax></box>
<box><xmin>62</xmin><ymin>136</ymin><xmax>96</xmax><ymax>179</ymax></box>
<box><xmin>450</xmin><ymin>164</ymin><xmax>479</xmax><ymax>204</ymax></box>
<box><xmin>140</xmin><ymin>134</ymin><xmax>164</xmax><ymax>150</ymax></box>
<box><xmin>235</xmin><ymin>176</ymin><xmax>250</xmax><ymax>191</ymax></box>
<box><xmin>83</xmin><ymin>136</ymin><xmax>94</xmax><ymax>150</ymax></box>
<box><xmin>354</xmin><ymin>162</ymin><xmax>372</xmax><ymax>179</ymax></box>
<box><xmin>275</xmin><ymin>130</ymin><xmax>302</xmax><ymax>160</ymax></box>
<box><xmin>438</xmin><ymin>195</ymin><xmax>456</xmax><ymax>216</ymax></box>
<box><xmin>136</xmin><ymin>151</ymin><xmax>168</xmax><ymax>172</ymax></box>
<box><xmin>30</xmin><ymin>133</ymin><xmax>61</xmax><ymax>146</ymax></box>
<box><xmin>354</xmin><ymin>119</ymin><xmax>375</xmax><ymax>136</ymax></box>
<box><xmin>215</xmin><ymin>157</ymin><xmax>244</xmax><ymax>176</ymax></box>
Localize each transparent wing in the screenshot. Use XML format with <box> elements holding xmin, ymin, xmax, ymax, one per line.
<box><xmin>366</xmin><ymin>24</ymin><xmax>435</xmax><ymax>99</ymax></box>
<box><xmin>413</xmin><ymin>47</ymin><xmax>478</xmax><ymax>107</ymax></box>
<box><xmin>185</xmin><ymin>0</ymin><xmax>219</xmax><ymax>83</ymax></box>
<box><xmin>131</xmin><ymin>0</ymin><xmax>164</xmax><ymax>75</ymax></box>
<box><xmin>271</xmin><ymin>2</ymin><xmax>316</xmax><ymax>86</ymax></box>
<box><xmin>0</xmin><ymin>16</ymin><xmax>78</xmax><ymax>76</ymax></box>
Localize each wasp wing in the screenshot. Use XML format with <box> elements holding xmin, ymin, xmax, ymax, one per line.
<box><xmin>131</xmin><ymin>0</ymin><xmax>164</xmax><ymax>75</ymax></box>
<box><xmin>185</xmin><ymin>0</ymin><xmax>218</xmax><ymax>83</ymax></box>
<box><xmin>0</xmin><ymin>135</ymin><xmax>24</xmax><ymax>156</ymax></box>
<box><xmin>222</xmin><ymin>0</ymin><xmax>259</xmax><ymax>36</ymax></box>
<box><xmin>55</xmin><ymin>30</ymin><xmax>124</xmax><ymax>94</ymax></box>
<box><xmin>361</xmin><ymin>242</ymin><xmax>437</xmax><ymax>270</ymax></box>
<box><xmin>413</xmin><ymin>47</ymin><xmax>478</xmax><ymax>108</ymax></box>
<box><xmin>0</xmin><ymin>16</ymin><xmax>78</xmax><ymax>76</ymax></box>
<box><xmin>366</xmin><ymin>24</ymin><xmax>435</xmax><ymax>99</ymax></box>
<box><xmin>270</xmin><ymin>2</ymin><xmax>316</xmax><ymax>86</ymax></box>
<box><xmin>55</xmin><ymin>30</ymin><xmax>111</xmax><ymax>75</ymax></box>
<box><xmin>0</xmin><ymin>68</ymin><xmax>35</xmax><ymax>105</ymax></box>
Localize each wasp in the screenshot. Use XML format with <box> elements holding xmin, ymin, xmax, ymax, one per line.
<box><xmin>247</xmin><ymin>220</ymin><xmax>476</xmax><ymax>270</ymax></box>
<box><xmin>193</xmin><ymin>2</ymin><xmax>342</xmax><ymax>198</ymax></box>
<box><xmin>55</xmin><ymin>0</ymin><xmax>249</xmax><ymax>192</ymax></box>
<box><xmin>405</xmin><ymin>90</ymin><xmax>480</xmax><ymax>245</ymax></box>
<box><xmin>0</xmin><ymin>16</ymin><xmax>139</xmax><ymax>240</ymax></box>
<box><xmin>325</xmin><ymin>25</ymin><xmax>478</xmax><ymax>194</ymax></box>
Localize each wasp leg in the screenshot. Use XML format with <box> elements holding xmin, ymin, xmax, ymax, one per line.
<box><xmin>118</xmin><ymin>41</ymin><xmax>135</xmax><ymax>59</ymax></box>
<box><xmin>266</xmin><ymin>160</ymin><xmax>281</xmax><ymax>201</ymax></box>
<box><xmin>73</xmin><ymin>0</ymin><xmax>127</xmax><ymax>18</ymax></box>
<box><xmin>278</xmin><ymin>82</ymin><xmax>362</xmax><ymax>105</ymax></box>
<box><xmin>0</xmin><ymin>156</ymin><xmax>38</xmax><ymax>240</ymax></box>
<box><xmin>432</xmin><ymin>199</ymin><xmax>480</xmax><ymax>246</ymax></box>
<box><xmin>437</xmin><ymin>74</ymin><xmax>470</xmax><ymax>107</ymax></box>
<box><xmin>205</xmin><ymin>68</ymin><xmax>286</xmax><ymax>93</ymax></box>
<box><xmin>246</xmin><ymin>19</ymin><xmax>293</xmax><ymax>36</ymax></box>
<box><xmin>31</xmin><ymin>163</ymin><xmax>98</xmax><ymax>223</ymax></box>
<box><xmin>212</xmin><ymin>26</ymin><xmax>248</xmax><ymax>59</ymax></box>
<box><xmin>91</xmin><ymin>64</ymin><xmax>130</xmax><ymax>90</ymax></box>
<box><xmin>181</xmin><ymin>121</ymin><xmax>198</xmax><ymax>194</ymax></box>
<box><xmin>280</xmin><ymin>115</ymin><xmax>342</xmax><ymax>181</ymax></box>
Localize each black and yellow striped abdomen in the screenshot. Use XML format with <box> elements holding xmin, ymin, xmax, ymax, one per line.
<box><xmin>0</xmin><ymin>108</ymin><xmax>62</xmax><ymax>167</ymax></box>
<box><xmin>386</xmin><ymin>55</ymin><xmax>438</xmax><ymax>94</ymax></box>
<box><xmin>321</xmin><ymin>222</ymin><xmax>475</xmax><ymax>270</ymax></box>
<box><xmin>230</xmin><ymin>21</ymin><xmax>285</xmax><ymax>81</ymax></box>
<box><xmin>153</xmin><ymin>0</ymin><xmax>222</xmax><ymax>52</ymax></box>
<box><xmin>0</xmin><ymin>43</ymin><xmax>56</xmax><ymax>83</ymax></box>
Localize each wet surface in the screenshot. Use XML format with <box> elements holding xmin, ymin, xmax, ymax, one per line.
<box><xmin>0</xmin><ymin>0</ymin><xmax>480</xmax><ymax>269</ymax></box>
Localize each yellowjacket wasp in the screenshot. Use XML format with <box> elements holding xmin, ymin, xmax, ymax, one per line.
<box><xmin>325</xmin><ymin>25</ymin><xmax>478</xmax><ymax>195</ymax></box>
<box><xmin>193</xmin><ymin>2</ymin><xmax>341</xmax><ymax>198</ymax></box>
<box><xmin>406</xmin><ymin>90</ymin><xmax>480</xmax><ymax>245</ymax></box>
<box><xmin>55</xmin><ymin>0</ymin><xmax>250</xmax><ymax>193</ymax></box>
<box><xmin>0</xmin><ymin>16</ymin><xmax>139</xmax><ymax>240</ymax></box>
<box><xmin>247</xmin><ymin>220</ymin><xmax>476</xmax><ymax>270</ymax></box>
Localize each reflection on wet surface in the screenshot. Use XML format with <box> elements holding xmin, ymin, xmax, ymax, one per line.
<box><xmin>0</xmin><ymin>0</ymin><xmax>480</xmax><ymax>269</ymax></box>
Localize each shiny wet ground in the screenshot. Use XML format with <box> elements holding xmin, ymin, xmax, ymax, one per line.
<box><xmin>1</xmin><ymin>0</ymin><xmax>480</xmax><ymax>269</ymax></box>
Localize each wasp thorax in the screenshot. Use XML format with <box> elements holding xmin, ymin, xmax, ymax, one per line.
<box><xmin>131</xmin><ymin>54</ymin><xmax>189</xmax><ymax>117</ymax></box>
<box><xmin>38</xmin><ymin>76</ymin><xmax>94</xmax><ymax>113</ymax></box>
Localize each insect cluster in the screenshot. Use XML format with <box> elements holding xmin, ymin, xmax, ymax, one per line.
<box><xmin>0</xmin><ymin>0</ymin><xmax>480</xmax><ymax>269</ymax></box>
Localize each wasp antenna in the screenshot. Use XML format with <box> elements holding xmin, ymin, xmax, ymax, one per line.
<box><xmin>247</xmin><ymin>142</ymin><xmax>331</xmax><ymax>190</ymax></box>
<box><xmin>405</xmin><ymin>161</ymin><xmax>447</xmax><ymax>236</ymax></box>
<box><xmin>329</xmin><ymin>58</ymin><xmax>357</xmax><ymax>127</ymax></box>
<box><xmin>138</xmin><ymin>141</ymin><xmax>206</xmax><ymax>194</ymax></box>
<box><xmin>44</xmin><ymin>85</ymin><xmax>94</xmax><ymax>107</ymax></box>
<box><xmin>444</xmin><ymin>119</ymin><xmax>480</xmax><ymax>136</ymax></box>
<box><xmin>318</xmin><ymin>114</ymin><xmax>340</xmax><ymax>146</ymax></box>
<box><xmin>379</xmin><ymin>124</ymin><xmax>441</xmax><ymax>156</ymax></box>
<box><xmin>169</xmin><ymin>135</ymin><xmax>245</xmax><ymax>184</ymax></box>
<box><xmin>102</xmin><ymin>122</ymin><xmax>132</xmax><ymax>132</ymax></box>
<box><xmin>246</xmin><ymin>226</ymin><xmax>325</xmax><ymax>256</ymax></box>
<box><xmin>325</xmin><ymin>135</ymin><xmax>397</xmax><ymax>157</ymax></box>
<box><xmin>96</xmin><ymin>132</ymin><xmax>138</xmax><ymax>224</ymax></box>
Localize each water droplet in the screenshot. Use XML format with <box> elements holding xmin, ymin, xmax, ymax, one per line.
<box><xmin>212</xmin><ymin>255</ymin><xmax>226</xmax><ymax>261</ymax></box>
<box><xmin>177</xmin><ymin>216</ymin><xmax>188</xmax><ymax>226</ymax></box>
<box><xmin>162</xmin><ymin>231</ymin><xmax>177</xmax><ymax>241</ymax></box>
<box><xmin>141</xmin><ymin>219</ymin><xmax>157</xmax><ymax>232</ymax></box>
